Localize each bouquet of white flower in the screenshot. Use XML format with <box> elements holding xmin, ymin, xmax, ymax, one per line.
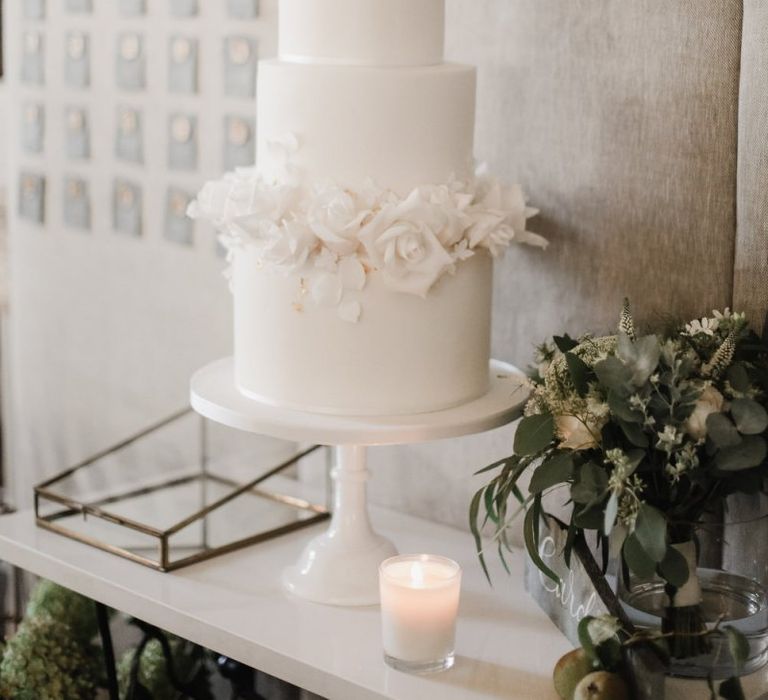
<box><xmin>471</xmin><ymin>302</ymin><xmax>768</xmax><ymax>661</ymax></box>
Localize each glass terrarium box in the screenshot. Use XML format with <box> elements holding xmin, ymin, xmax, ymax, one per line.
<box><xmin>34</xmin><ymin>410</ymin><xmax>330</xmax><ymax>571</ymax></box>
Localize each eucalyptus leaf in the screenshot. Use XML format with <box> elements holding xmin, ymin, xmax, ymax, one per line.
<box><xmin>594</xmin><ymin>356</ymin><xmax>633</xmax><ymax>395</ymax></box>
<box><xmin>623</xmin><ymin>533</ymin><xmax>656</xmax><ymax>577</ymax></box>
<box><xmin>707</xmin><ymin>413</ymin><xmax>742</xmax><ymax>448</ymax></box>
<box><xmin>617</xmin><ymin>334</ymin><xmax>661</xmax><ymax>386</ymax></box>
<box><xmin>474</xmin><ymin>455</ymin><xmax>512</xmax><ymax>475</ymax></box>
<box><xmin>608</xmin><ymin>391</ymin><xmax>644</xmax><ymax>423</ymax></box>
<box><xmin>731</xmin><ymin>398</ymin><xmax>768</xmax><ymax>435</ymax></box>
<box><xmin>469</xmin><ymin>487</ymin><xmax>490</xmax><ymax>583</ymax></box>
<box><xmin>658</xmin><ymin>545</ymin><xmax>689</xmax><ymax>588</ymax></box>
<box><xmin>727</xmin><ymin>364</ymin><xmax>750</xmax><ymax>394</ymax></box>
<box><xmin>514</xmin><ymin>414</ymin><xmax>555</xmax><ymax>456</ymax></box>
<box><xmin>577</xmin><ymin>616</ymin><xmax>598</xmax><ymax>664</ymax></box>
<box><xmin>571</xmin><ymin>463</ymin><xmax>609</xmax><ymax>505</ymax></box>
<box><xmin>523</xmin><ymin>499</ymin><xmax>559</xmax><ymax>584</ymax></box>
<box><xmin>634</xmin><ymin>504</ymin><xmax>667</xmax><ymax>563</ymax></box>
<box><xmin>595</xmin><ymin>637</ymin><xmax>623</xmax><ymax>672</ymax></box>
<box><xmin>619</xmin><ymin>419</ymin><xmax>649</xmax><ymax>448</ymax></box>
<box><xmin>604</xmin><ymin>490</ymin><xmax>619</xmax><ymax>536</ymax></box>
<box><xmin>565</xmin><ymin>352</ymin><xmax>591</xmax><ymax>396</ymax></box>
<box><xmin>553</xmin><ymin>334</ymin><xmax>578</xmax><ymax>353</ymax></box>
<box><xmin>723</xmin><ymin>626</ymin><xmax>749</xmax><ymax>673</ymax></box>
<box><xmin>573</xmin><ymin>504</ymin><xmax>605</xmax><ymax>530</ymax></box>
<box><xmin>719</xmin><ymin>675</ymin><xmax>746</xmax><ymax>700</ymax></box>
<box><xmin>528</xmin><ymin>453</ymin><xmax>573</xmax><ymax>494</ymax></box>
<box><xmin>714</xmin><ymin>435</ymin><xmax>767</xmax><ymax>471</ymax></box>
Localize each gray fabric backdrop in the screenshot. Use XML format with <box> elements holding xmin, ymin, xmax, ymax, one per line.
<box><xmin>2</xmin><ymin>1</ymin><xmax>766</xmax><ymax>535</ymax></box>
<box><xmin>735</xmin><ymin>0</ymin><xmax>768</xmax><ymax>333</ymax></box>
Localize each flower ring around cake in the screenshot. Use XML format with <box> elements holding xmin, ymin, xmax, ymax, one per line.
<box><xmin>187</xmin><ymin>134</ymin><xmax>547</xmax><ymax>323</ymax></box>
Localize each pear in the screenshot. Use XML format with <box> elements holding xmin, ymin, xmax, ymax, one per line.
<box><xmin>573</xmin><ymin>671</ymin><xmax>630</xmax><ymax>700</ymax></box>
<box><xmin>553</xmin><ymin>648</ymin><xmax>593</xmax><ymax>700</ymax></box>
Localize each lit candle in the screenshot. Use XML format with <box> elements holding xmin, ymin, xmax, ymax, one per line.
<box><xmin>379</xmin><ymin>554</ymin><xmax>461</xmax><ymax>674</ymax></box>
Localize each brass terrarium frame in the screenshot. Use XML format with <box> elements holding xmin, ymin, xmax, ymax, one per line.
<box><xmin>34</xmin><ymin>408</ymin><xmax>331</xmax><ymax>572</ymax></box>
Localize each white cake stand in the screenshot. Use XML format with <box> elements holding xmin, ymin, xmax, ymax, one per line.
<box><xmin>190</xmin><ymin>357</ymin><xmax>529</xmax><ymax>606</ymax></box>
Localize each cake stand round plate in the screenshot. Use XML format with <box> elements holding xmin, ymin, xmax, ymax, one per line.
<box><xmin>190</xmin><ymin>357</ymin><xmax>529</xmax><ymax>606</ymax></box>
<box><xmin>190</xmin><ymin>357</ymin><xmax>528</xmax><ymax>446</ymax></box>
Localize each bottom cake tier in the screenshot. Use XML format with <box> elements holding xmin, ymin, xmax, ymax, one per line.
<box><xmin>232</xmin><ymin>249</ymin><xmax>493</xmax><ymax>416</ymax></box>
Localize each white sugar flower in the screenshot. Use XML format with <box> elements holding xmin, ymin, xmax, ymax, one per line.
<box><xmin>467</xmin><ymin>178</ymin><xmax>547</xmax><ymax>254</ymax></box>
<box><xmin>307</xmin><ymin>183</ymin><xmax>373</xmax><ymax>256</ymax></box>
<box><xmin>359</xmin><ymin>189</ymin><xmax>454</xmax><ymax>297</ymax></box>
<box><xmin>417</xmin><ymin>183</ymin><xmax>473</xmax><ymax>247</ymax></box>
<box><xmin>249</xmin><ymin>219</ymin><xmax>318</xmax><ymax>272</ymax></box>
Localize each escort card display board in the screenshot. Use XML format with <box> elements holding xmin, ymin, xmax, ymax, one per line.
<box><xmin>9</xmin><ymin>0</ymin><xmax>265</xmax><ymax>240</ymax></box>
<box><xmin>2</xmin><ymin>0</ymin><xmax>277</xmax><ymax>506</ymax></box>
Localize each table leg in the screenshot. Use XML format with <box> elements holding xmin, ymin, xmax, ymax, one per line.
<box><xmin>95</xmin><ymin>601</ymin><xmax>119</xmax><ymax>700</ymax></box>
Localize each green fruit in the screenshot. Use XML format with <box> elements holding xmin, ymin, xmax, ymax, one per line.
<box><xmin>573</xmin><ymin>671</ymin><xmax>630</xmax><ymax>700</ymax></box>
<box><xmin>553</xmin><ymin>648</ymin><xmax>593</xmax><ymax>699</ymax></box>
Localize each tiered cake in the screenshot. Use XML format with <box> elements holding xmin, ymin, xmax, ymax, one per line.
<box><xmin>190</xmin><ymin>0</ymin><xmax>545</xmax><ymax>416</ymax></box>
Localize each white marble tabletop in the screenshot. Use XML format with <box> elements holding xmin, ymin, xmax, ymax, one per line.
<box><xmin>0</xmin><ymin>504</ymin><xmax>764</xmax><ymax>699</ymax></box>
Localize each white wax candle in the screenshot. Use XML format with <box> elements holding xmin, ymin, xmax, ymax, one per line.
<box><xmin>379</xmin><ymin>554</ymin><xmax>461</xmax><ymax>670</ymax></box>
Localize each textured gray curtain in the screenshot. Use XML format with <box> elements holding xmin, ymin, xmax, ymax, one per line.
<box><xmin>734</xmin><ymin>0</ymin><xmax>768</xmax><ymax>334</ymax></box>
<box><xmin>480</xmin><ymin>0</ymin><xmax>744</xmax><ymax>363</ymax></box>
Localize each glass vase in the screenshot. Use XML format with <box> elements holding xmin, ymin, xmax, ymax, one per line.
<box><xmin>618</xmin><ymin>497</ymin><xmax>768</xmax><ymax>679</ymax></box>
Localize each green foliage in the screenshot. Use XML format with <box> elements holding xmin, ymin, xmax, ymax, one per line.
<box><xmin>730</xmin><ymin>399</ymin><xmax>768</xmax><ymax>435</ymax></box>
<box><xmin>117</xmin><ymin>635</ymin><xmax>212</xmax><ymax>700</ymax></box>
<box><xmin>513</xmin><ymin>414</ymin><xmax>554</xmax><ymax>455</ymax></box>
<box><xmin>529</xmin><ymin>453</ymin><xmax>573</xmax><ymax>495</ymax></box>
<box><xmin>565</xmin><ymin>615</ymin><xmax>748</xmax><ymax>700</ymax></box>
<box><xmin>0</xmin><ymin>616</ymin><xmax>100</xmax><ymax>700</ymax></box>
<box><xmin>657</xmin><ymin>546</ymin><xmax>689</xmax><ymax>588</ymax></box>
<box><xmin>633</xmin><ymin>505</ymin><xmax>667</xmax><ymax>563</ymax></box>
<box><xmin>471</xmin><ymin>303</ymin><xmax>767</xmax><ymax>668</ymax></box>
<box><xmin>26</xmin><ymin>580</ymin><xmax>99</xmax><ymax>645</ymax></box>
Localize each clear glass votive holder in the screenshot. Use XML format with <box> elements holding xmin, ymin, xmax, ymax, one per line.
<box><xmin>379</xmin><ymin>554</ymin><xmax>462</xmax><ymax>674</ymax></box>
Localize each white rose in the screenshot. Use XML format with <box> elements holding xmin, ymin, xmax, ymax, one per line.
<box><xmin>685</xmin><ymin>385</ymin><xmax>725</xmax><ymax>440</ymax></box>
<box><xmin>187</xmin><ymin>175</ymin><xmax>238</xmax><ymax>223</ymax></box>
<box><xmin>247</xmin><ymin>181</ymin><xmax>298</xmax><ymax>222</ymax></box>
<box><xmin>359</xmin><ymin>189</ymin><xmax>454</xmax><ymax>297</ymax></box>
<box><xmin>189</xmin><ymin>172</ymin><xmax>298</xmax><ymax>227</ymax></box>
<box><xmin>467</xmin><ymin>177</ymin><xmax>547</xmax><ymax>254</ymax></box>
<box><xmin>250</xmin><ymin>220</ymin><xmax>318</xmax><ymax>272</ymax></box>
<box><xmin>555</xmin><ymin>415</ymin><xmax>602</xmax><ymax>451</ymax></box>
<box><xmin>417</xmin><ymin>184</ymin><xmax>473</xmax><ymax>247</ymax></box>
<box><xmin>307</xmin><ymin>184</ymin><xmax>372</xmax><ymax>256</ymax></box>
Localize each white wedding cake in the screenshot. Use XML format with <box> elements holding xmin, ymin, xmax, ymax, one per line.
<box><xmin>190</xmin><ymin>0</ymin><xmax>545</xmax><ymax>416</ymax></box>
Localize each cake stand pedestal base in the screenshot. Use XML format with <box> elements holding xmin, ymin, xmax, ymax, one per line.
<box><xmin>283</xmin><ymin>445</ymin><xmax>397</xmax><ymax>606</ymax></box>
<box><xmin>190</xmin><ymin>357</ymin><xmax>528</xmax><ymax>606</ymax></box>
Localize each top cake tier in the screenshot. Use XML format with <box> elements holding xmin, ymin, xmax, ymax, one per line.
<box><xmin>279</xmin><ymin>0</ymin><xmax>445</xmax><ymax>66</ymax></box>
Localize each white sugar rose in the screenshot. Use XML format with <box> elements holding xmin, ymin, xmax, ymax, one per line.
<box><xmin>467</xmin><ymin>178</ymin><xmax>547</xmax><ymax>254</ymax></box>
<box><xmin>685</xmin><ymin>385</ymin><xmax>725</xmax><ymax>440</ymax></box>
<box><xmin>189</xmin><ymin>171</ymin><xmax>298</xmax><ymax>229</ymax></box>
<box><xmin>187</xmin><ymin>175</ymin><xmax>239</xmax><ymax>223</ymax></box>
<box><xmin>555</xmin><ymin>415</ymin><xmax>602</xmax><ymax>451</ymax></box>
<box><xmin>359</xmin><ymin>189</ymin><xmax>454</xmax><ymax>297</ymax></box>
<box><xmin>307</xmin><ymin>184</ymin><xmax>372</xmax><ymax>256</ymax></box>
<box><xmin>250</xmin><ymin>220</ymin><xmax>318</xmax><ymax>272</ymax></box>
<box><xmin>417</xmin><ymin>184</ymin><xmax>473</xmax><ymax>247</ymax></box>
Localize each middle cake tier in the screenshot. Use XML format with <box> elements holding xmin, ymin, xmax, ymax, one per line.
<box><xmin>256</xmin><ymin>60</ymin><xmax>477</xmax><ymax>193</ymax></box>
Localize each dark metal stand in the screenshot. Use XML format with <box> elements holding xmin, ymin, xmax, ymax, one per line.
<box><xmin>95</xmin><ymin>601</ymin><xmax>119</xmax><ymax>700</ymax></box>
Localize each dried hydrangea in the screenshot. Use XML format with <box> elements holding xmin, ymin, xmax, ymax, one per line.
<box><xmin>25</xmin><ymin>580</ymin><xmax>99</xmax><ymax>645</ymax></box>
<box><xmin>0</xmin><ymin>616</ymin><xmax>101</xmax><ymax>700</ymax></box>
